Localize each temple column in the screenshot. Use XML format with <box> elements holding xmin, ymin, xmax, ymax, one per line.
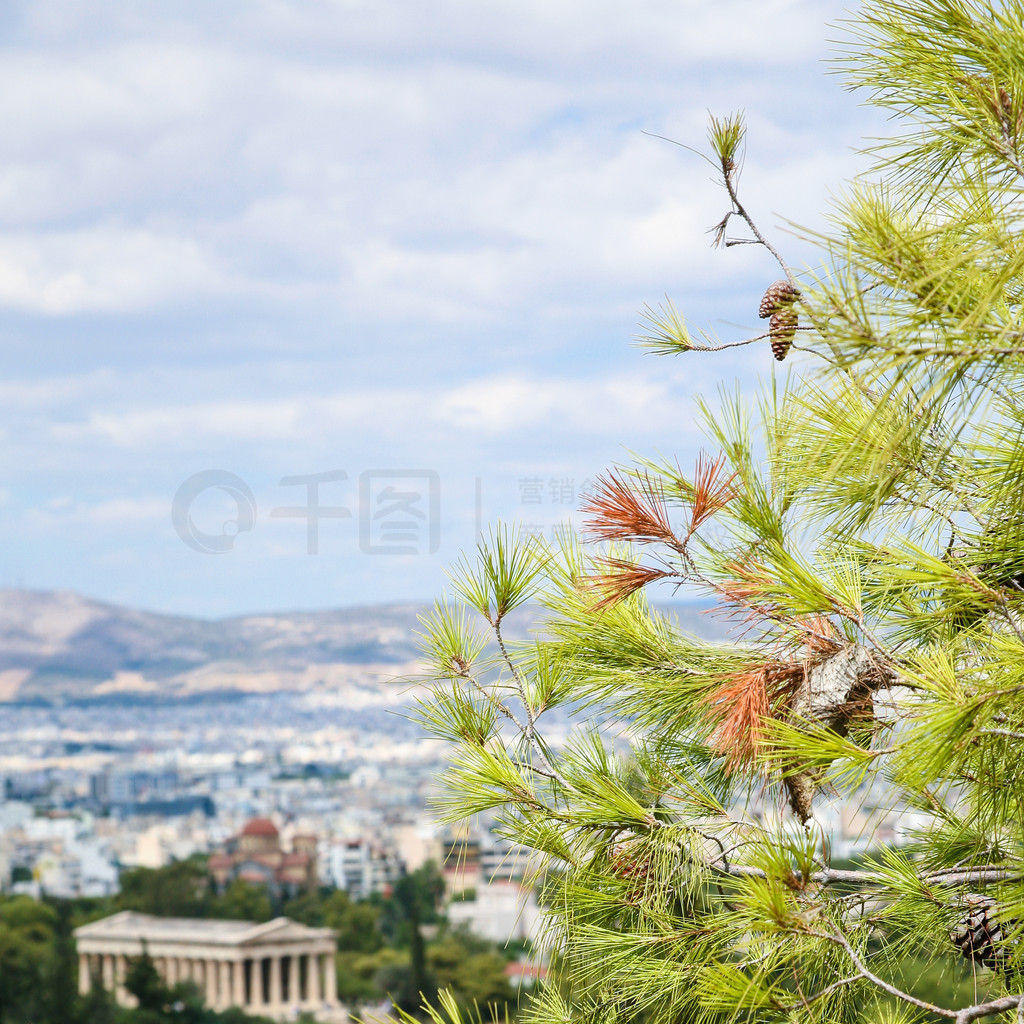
<box><xmin>307</xmin><ymin>952</ymin><xmax>321</xmax><ymax>1007</ymax></box>
<box><xmin>232</xmin><ymin>960</ymin><xmax>245</xmax><ymax>1008</ymax></box>
<box><xmin>78</xmin><ymin>954</ymin><xmax>91</xmax><ymax>995</ymax></box>
<box><xmin>114</xmin><ymin>954</ymin><xmax>127</xmax><ymax>1003</ymax></box>
<box><xmin>254</xmin><ymin>957</ymin><xmax>266</xmax><ymax>1011</ymax></box>
<box><xmin>289</xmin><ymin>954</ymin><xmax>300</xmax><ymax>1009</ymax></box>
<box><xmin>205</xmin><ymin>960</ymin><xmax>217</xmax><ymax>1006</ymax></box>
<box><xmin>219</xmin><ymin>961</ymin><xmax>232</xmax><ymax>1010</ymax></box>
<box><xmin>102</xmin><ymin>953</ymin><xmax>115</xmax><ymax>992</ymax></box>
<box><xmin>166</xmin><ymin>956</ymin><xmax>178</xmax><ymax>986</ymax></box>
<box><xmin>324</xmin><ymin>950</ymin><xmax>337</xmax><ymax>1006</ymax></box>
<box><xmin>269</xmin><ymin>953</ymin><xmax>282</xmax><ymax>1010</ymax></box>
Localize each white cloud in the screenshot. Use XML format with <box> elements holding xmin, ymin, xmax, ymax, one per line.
<box><xmin>0</xmin><ymin>228</ymin><xmax>230</xmax><ymax>313</ymax></box>
<box><xmin>0</xmin><ymin>0</ymin><xmax>862</xmax><ymax>321</ymax></box>
<box><xmin>0</xmin><ymin>0</ymin><xmax>879</xmax><ymax>614</ymax></box>
<box><xmin>46</xmin><ymin>368</ymin><xmax>703</xmax><ymax>451</ymax></box>
<box><xmin>435</xmin><ymin>373</ymin><xmax>685</xmax><ymax>436</ymax></box>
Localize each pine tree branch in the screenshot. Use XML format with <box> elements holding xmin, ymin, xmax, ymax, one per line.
<box><xmin>494</xmin><ymin>617</ymin><xmax>536</xmax><ymax>739</ymax></box>
<box><xmin>509</xmin><ymin>758</ymin><xmax>567</xmax><ymax>785</ymax></box>
<box><xmin>954</xmin><ymin>993</ymin><xmax>1024</xmax><ymax>1024</ymax></box>
<box><xmin>996</xmin><ymin>597</ymin><xmax>1024</xmax><ymax>646</ymax></box>
<box><xmin>815</xmin><ymin>927</ymin><xmax>957</xmax><ymax>1018</ymax></box>
<box><xmin>456</xmin><ymin>665</ymin><xmax>528</xmax><ymax>736</ymax></box>
<box><xmin>686</xmin><ymin>326</ymin><xmax>819</xmax><ymax>353</ymax></box>
<box><xmin>687</xmin><ymin>334</ymin><xmax>764</xmax><ymax>352</ymax></box>
<box><xmin>790</xmin><ymin>341</ymin><xmax>840</xmax><ymax>366</ymax></box>
<box><xmin>452</xmin><ymin>661</ymin><xmax>576</xmax><ymax>794</ymax></box>
<box><xmin>979</xmin><ymin>728</ymin><xmax>1024</xmax><ymax>741</ymax></box>
<box><xmin>891</xmin><ymin>487</ymin><xmax>969</xmax><ymax>547</ymax></box>
<box><xmin>711</xmin><ymin>861</ymin><xmax>1020</xmax><ymax>888</ymax></box>
<box><xmin>720</xmin><ymin>161</ymin><xmax>793</xmax><ymax>285</ymax></box>
<box><xmin>776</xmin><ymin>974</ymin><xmax>861</xmax><ymax>1012</ymax></box>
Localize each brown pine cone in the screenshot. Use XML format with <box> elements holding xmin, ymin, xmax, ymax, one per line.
<box><xmin>951</xmin><ymin>894</ymin><xmax>1019</xmax><ymax>972</ymax></box>
<box><xmin>759</xmin><ymin>280</ymin><xmax>801</xmax><ymax>319</ymax></box>
<box><xmin>769</xmin><ymin>308</ymin><xmax>798</xmax><ymax>361</ymax></box>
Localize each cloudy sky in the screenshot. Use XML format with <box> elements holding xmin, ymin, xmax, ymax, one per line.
<box><xmin>0</xmin><ymin>0</ymin><xmax>882</xmax><ymax>618</ymax></box>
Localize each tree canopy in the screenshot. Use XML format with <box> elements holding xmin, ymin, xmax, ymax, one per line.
<box><xmin>417</xmin><ymin>2</ymin><xmax>1024</xmax><ymax>1023</ymax></box>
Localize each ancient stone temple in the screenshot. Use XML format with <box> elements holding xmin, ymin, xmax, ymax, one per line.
<box><xmin>74</xmin><ymin>911</ymin><xmax>340</xmax><ymax>1020</ymax></box>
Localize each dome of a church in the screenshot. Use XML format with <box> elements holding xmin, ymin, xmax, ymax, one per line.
<box><xmin>241</xmin><ymin>817</ymin><xmax>279</xmax><ymax>838</ymax></box>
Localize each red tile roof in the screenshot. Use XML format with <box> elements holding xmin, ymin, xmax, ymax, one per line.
<box><xmin>241</xmin><ymin>817</ymin><xmax>279</xmax><ymax>838</ymax></box>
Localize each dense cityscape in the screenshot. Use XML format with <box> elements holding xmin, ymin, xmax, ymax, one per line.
<box><xmin>0</xmin><ymin>588</ymin><xmax>934</xmax><ymax>1024</ymax></box>
<box><xmin>0</xmin><ymin>687</ymin><xmax>539</xmax><ymax>923</ymax></box>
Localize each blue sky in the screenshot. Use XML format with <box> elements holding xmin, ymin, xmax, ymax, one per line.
<box><xmin>0</xmin><ymin>0</ymin><xmax>882</xmax><ymax>617</ymax></box>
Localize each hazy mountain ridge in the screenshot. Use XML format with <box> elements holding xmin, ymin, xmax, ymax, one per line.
<box><xmin>0</xmin><ymin>589</ymin><xmax>728</xmax><ymax>703</ymax></box>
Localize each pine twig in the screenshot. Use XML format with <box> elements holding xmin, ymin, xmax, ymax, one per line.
<box><xmin>453</xmin><ymin>659</ymin><xmax>576</xmax><ymax>794</ymax></box>
<box><xmin>816</xmin><ymin>927</ymin><xmax>956</xmax><ymax>1019</ymax></box>
<box><xmin>720</xmin><ymin>159</ymin><xmax>793</xmax><ymax>285</ymax></box>
<box><xmin>955</xmin><ymin>993</ymin><xmax>1024</xmax><ymax>1024</ymax></box>
<box><xmin>776</xmin><ymin>974</ymin><xmax>861</xmax><ymax>1012</ymax></box>
<box><xmin>711</xmin><ymin>860</ymin><xmax>1021</xmax><ymax>889</ymax></box>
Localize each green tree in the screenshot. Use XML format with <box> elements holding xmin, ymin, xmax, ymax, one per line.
<box><xmin>37</xmin><ymin>900</ymin><xmax>81</xmax><ymax>1024</ymax></box>
<box><xmin>380</xmin><ymin>863</ymin><xmax>445</xmax><ymax>944</ymax></box>
<box><xmin>124</xmin><ymin>946</ymin><xmax>171</xmax><ymax>1013</ymax></box>
<box><xmin>417</xmin><ymin>3</ymin><xmax>1024</xmax><ymax>1024</ymax></box>
<box><xmin>211</xmin><ymin>879</ymin><xmax>273</xmax><ymax>922</ymax></box>
<box><xmin>393</xmin><ymin>875</ymin><xmax>434</xmax><ymax>1013</ymax></box>
<box><xmin>282</xmin><ymin>886</ymin><xmax>328</xmax><ymax>927</ymax></box>
<box><xmin>428</xmin><ymin>934</ymin><xmax>514</xmax><ymax>1018</ymax></box>
<box><xmin>323</xmin><ymin>890</ymin><xmax>385</xmax><ymax>953</ymax></box>
<box><xmin>337</xmin><ymin>947</ymin><xmax>407</xmax><ymax>1003</ymax></box>
<box><xmin>0</xmin><ymin>895</ymin><xmax>57</xmax><ymax>1022</ymax></box>
<box><xmin>75</xmin><ymin>983</ymin><xmax>116</xmax><ymax>1024</ymax></box>
<box><xmin>115</xmin><ymin>858</ymin><xmax>211</xmax><ymax>918</ymax></box>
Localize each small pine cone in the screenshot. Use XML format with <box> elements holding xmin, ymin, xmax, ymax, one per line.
<box><xmin>610</xmin><ymin>841</ymin><xmax>651</xmax><ymax>881</ymax></box>
<box><xmin>758</xmin><ymin>280</ymin><xmax>800</xmax><ymax>319</ymax></box>
<box><xmin>609</xmin><ymin>839</ymin><xmax>656</xmax><ymax>903</ymax></box>
<box><xmin>769</xmin><ymin>308</ymin><xmax>798</xmax><ymax>361</ymax></box>
<box><xmin>951</xmin><ymin>895</ymin><xmax>1018</xmax><ymax>972</ymax></box>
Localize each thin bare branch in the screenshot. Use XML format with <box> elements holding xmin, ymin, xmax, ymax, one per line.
<box><xmin>720</xmin><ymin>160</ymin><xmax>793</xmax><ymax>283</ymax></box>
<box><xmin>955</xmin><ymin>993</ymin><xmax>1024</xmax><ymax>1024</ymax></box>
<box><xmin>776</xmin><ymin>974</ymin><xmax>861</xmax><ymax>1012</ymax></box>
<box><xmin>817</xmin><ymin>927</ymin><xmax>957</xmax><ymax>1018</ymax></box>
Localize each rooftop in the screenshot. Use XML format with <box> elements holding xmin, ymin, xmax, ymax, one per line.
<box><xmin>241</xmin><ymin>817</ymin><xmax>279</xmax><ymax>838</ymax></box>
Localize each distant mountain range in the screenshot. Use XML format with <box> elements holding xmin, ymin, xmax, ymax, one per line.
<box><xmin>0</xmin><ymin>590</ymin><xmax>728</xmax><ymax>704</ymax></box>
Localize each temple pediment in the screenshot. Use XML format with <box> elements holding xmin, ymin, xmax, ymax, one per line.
<box><xmin>74</xmin><ymin>911</ymin><xmax>335</xmax><ymax>951</ymax></box>
<box><xmin>239</xmin><ymin>917</ymin><xmax>336</xmax><ymax>947</ymax></box>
